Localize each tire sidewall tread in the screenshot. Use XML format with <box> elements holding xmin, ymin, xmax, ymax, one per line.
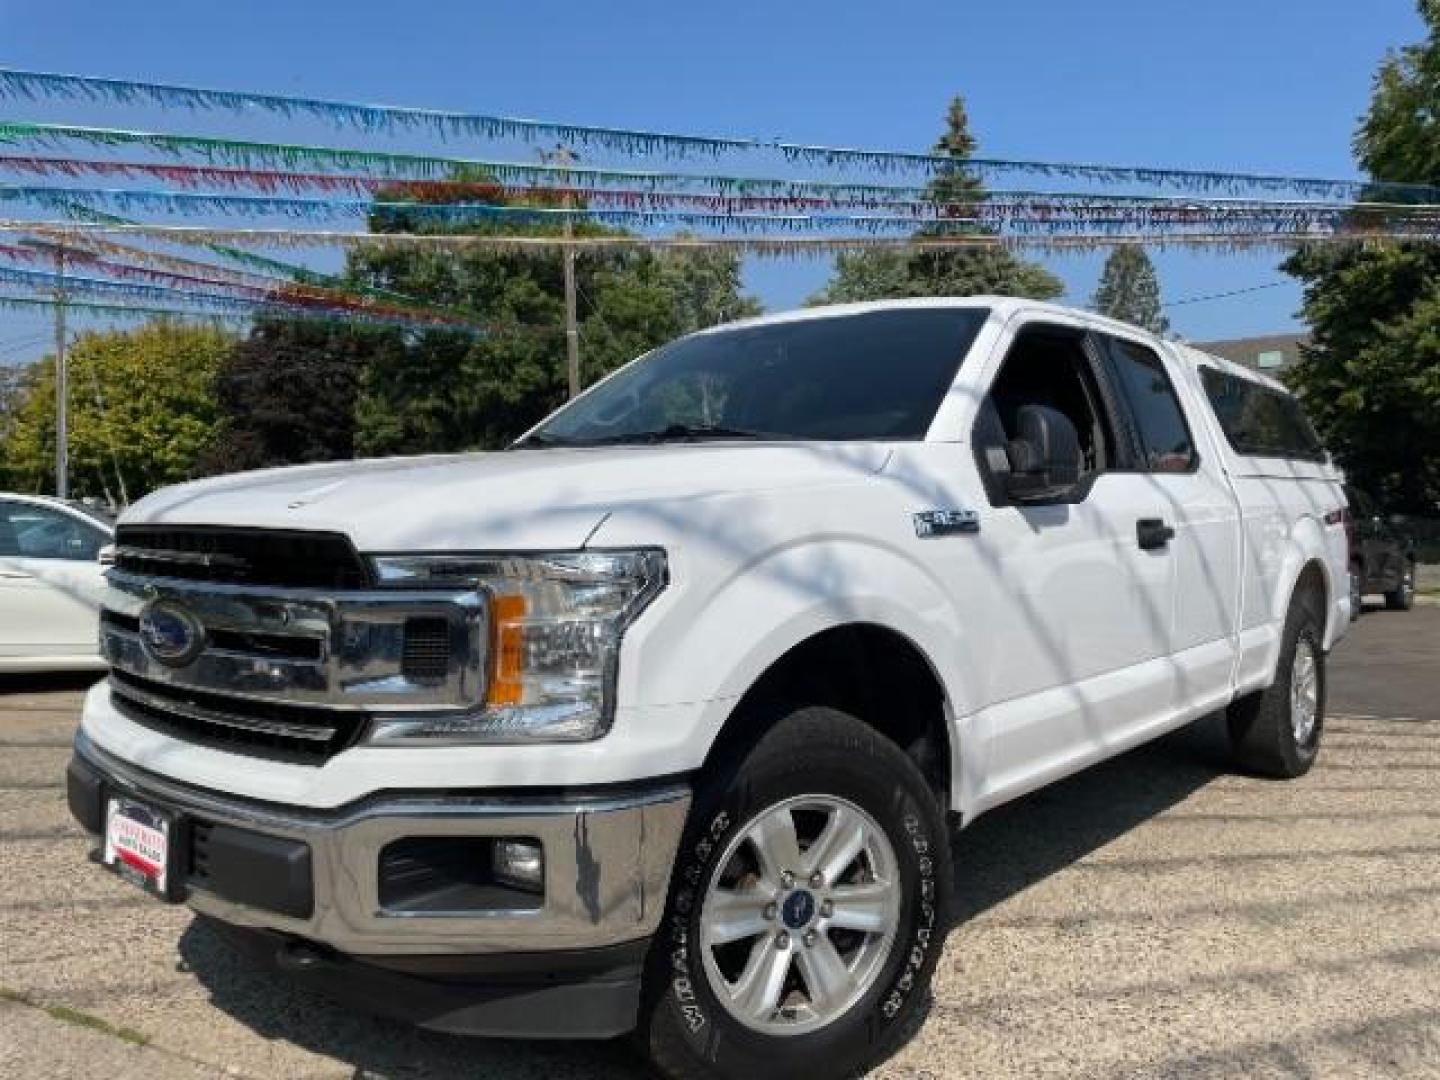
<box><xmin>1229</xmin><ymin>591</ymin><xmax>1326</xmax><ymax>778</ymax></box>
<box><xmin>640</xmin><ymin>706</ymin><xmax>952</xmax><ymax>1080</ymax></box>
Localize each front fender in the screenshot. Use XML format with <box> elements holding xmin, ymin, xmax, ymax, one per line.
<box><xmin>596</xmin><ymin>504</ymin><xmax>977</xmax><ymax>778</ymax></box>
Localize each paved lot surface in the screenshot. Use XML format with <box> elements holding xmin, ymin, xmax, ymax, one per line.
<box><xmin>2</xmin><ymin>609</ymin><xmax>1438</xmax><ymax>1079</ymax></box>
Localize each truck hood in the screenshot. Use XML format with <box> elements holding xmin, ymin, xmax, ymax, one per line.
<box><xmin>123</xmin><ymin>443</ymin><xmax>892</xmax><ymax>552</ymax></box>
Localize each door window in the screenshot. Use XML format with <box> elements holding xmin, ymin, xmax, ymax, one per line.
<box><xmin>973</xmin><ymin>324</ymin><xmax>1120</xmax><ymax>504</ymax></box>
<box><xmin>0</xmin><ymin>502</ymin><xmax>106</xmax><ymax>561</ymax></box>
<box><xmin>1102</xmin><ymin>337</ymin><xmax>1197</xmax><ymax>473</ymax></box>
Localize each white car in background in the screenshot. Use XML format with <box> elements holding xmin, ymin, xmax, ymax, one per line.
<box><xmin>0</xmin><ymin>493</ymin><xmax>113</xmax><ymax>673</ymax></box>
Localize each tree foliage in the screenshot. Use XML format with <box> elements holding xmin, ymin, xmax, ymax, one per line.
<box><xmin>1284</xmin><ymin>1</ymin><xmax>1440</xmax><ymax>511</ymax></box>
<box><xmin>1092</xmin><ymin>245</ymin><xmax>1170</xmax><ymax>334</ymax></box>
<box><xmin>811</xmin><ymin>97</ymin><xmax>1063</xmax><ymax>304</ymax></box>
<box><xmin>0</xmin><ymin>321</ymin><xmax>230</xmax><ymax>501</ymax></box>
<box><xmin>200</xmin><ymin>180</ymin><xmax>762</xmax><ymax>465</ymax></box>
<box><xmin>200</xmin><ymin>318</ymin><xmax>397</xmax><ymax>474</ymax></box>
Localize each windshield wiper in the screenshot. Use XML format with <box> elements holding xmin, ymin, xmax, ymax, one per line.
<box><xmin>637</xmin><ymin>423</ymin><xmax>785</xmax><ymax>442</ymax></box>
<box><xmin>511</xmin><ymin>432</ymin><xmax>566</xmax><ymax>449</ymax></box>
<box><xmin>515</xmin><ymin>424</ymin><xmax>787</xmax><ymax>449</ymax></box>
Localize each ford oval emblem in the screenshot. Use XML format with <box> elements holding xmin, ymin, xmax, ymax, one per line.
<box><xmin>138</xmin><ymin>600</ymin><xmax>206</xmax><ymax>668</ymax></box>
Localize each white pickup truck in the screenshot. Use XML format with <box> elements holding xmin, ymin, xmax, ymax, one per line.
<box><xmin>68</xmin><ymin>298</ymin><xmax>1350</xmax><ymax>1079</ymax></box>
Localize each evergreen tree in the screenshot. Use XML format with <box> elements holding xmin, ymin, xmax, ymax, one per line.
<box><xmin>1284</xmin><ymin>0</ymin><xmax>1440</xmax><ymax>512</ymax></box>
<box><xmin>812</xmin><ymin>97</ymin><xmax>1063</xmax><ymax>304</ymax></box>
<box><xmin>1092</xmin><ymin>245</ymin><xmax>1170</xmax><ymax>334</ymax></box>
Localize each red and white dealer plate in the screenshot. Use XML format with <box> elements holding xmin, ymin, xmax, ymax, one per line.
<box><xmin>102</xmin><ymin>796</ymin><xmax>172</xmax><ymax>897</ymax></box>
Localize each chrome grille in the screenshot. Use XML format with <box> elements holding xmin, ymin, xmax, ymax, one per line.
<box><xmin>100</xmin><ymin>564</ymin><xmax>489</xmax><ymax>765</ymax></box>
<box><xmin>110</xmin><ymin>670</ymin><xmax>363</xmax><ymax>764</ymax></box>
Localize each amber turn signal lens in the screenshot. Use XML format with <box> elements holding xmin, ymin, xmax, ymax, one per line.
<box><xmin>488</xmin><ymin>593</ymin><xmax>527</xmax><ymax>706</ymax></box>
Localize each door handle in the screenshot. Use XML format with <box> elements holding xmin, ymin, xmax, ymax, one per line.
<box><xmin>1136</xmin><ymin>518</ymin><xmax>1175</xmax><ymax>550</ymax></box>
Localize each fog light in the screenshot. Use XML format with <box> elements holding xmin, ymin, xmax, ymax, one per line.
<box><xmin>492</xmin><ymin>838</ymin><xmax>544</xmax><ymax>893</ymax></box>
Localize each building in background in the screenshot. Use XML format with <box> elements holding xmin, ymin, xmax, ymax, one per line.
<box><xmin>1194</xmin><ymin>332</ymin><xmax>1309</xmax><ymax>375</ymax></box>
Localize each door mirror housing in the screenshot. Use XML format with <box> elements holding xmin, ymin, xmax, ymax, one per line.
<box><xmin>1003</xmin><ymin>405</ymin><xmax>1083</xmax><ymax>504</ymax></box>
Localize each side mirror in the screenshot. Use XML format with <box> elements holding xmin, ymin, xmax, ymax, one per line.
<box><xmin>1004</xmin><ymin>405</ymin><xmax>1083</xmax><ymax>504</ymax></box>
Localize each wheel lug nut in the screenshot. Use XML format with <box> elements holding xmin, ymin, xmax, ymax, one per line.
<box><xmin>820</xmin><ymin>899</ymin><xmax>833</xmax><ymax>918</ymax></box>
<box><xmin>803</xmin><ymin>930</ymin><xmax>817</xmax><ymax>947</ymax></box>
<box><xmin>809</xmin><ymin>872</ymin><xmax>824</xmax><ymax>889</ymax></box>
<box><xmin>775</xmin><ymin>932</ymin><xmax>790</xmax><ymax>950</ymax></box>
<box><xmin>763</xmin><ymin>902</ymin><xmax>777</xmax><ymax>921</ymax></box>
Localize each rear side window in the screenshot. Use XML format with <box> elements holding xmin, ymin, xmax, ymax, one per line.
<box><xmin>1199</xmin><ymin>367</ymin><xmax>1326</xmax><ymax>462</ymax></box>
<box><xmin>1102</xmin><ymin>337</ymin><xmax>1197</xmax><ymax>472</ymax></box>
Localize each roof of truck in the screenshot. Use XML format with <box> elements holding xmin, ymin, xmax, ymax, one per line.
<box><xmin>703</xmin><ymin>296</ymin><xmax>1296</xmax><ymax>395</ymax></box>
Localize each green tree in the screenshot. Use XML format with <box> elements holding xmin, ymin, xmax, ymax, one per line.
<box><xmin>1284</xmin><ymin>0</ymin><xmax>1440</xmax><ymax>512</ymax></box>
<box><xmin>811</xmin><ymin>97</ymin><xmax>1063</xmax><ymax>304</ymax></box>
<box><xmin>352</xmin><ymin>188</ymin><xmax>760</xmax><ymax>457</ymax></box>
<box><xmin>200</xmin><ymin>318</ymin><xmax>400</xmax><ymax>473</ymax></box>
<box><xmin>1092</xmin><ymin>245</ymin><xmax>1170</xmax><ymax>334</ymax></box>
<box><xmin>0</xmin><ymin>321</ymin><xmax>230</xmax><ymax>502</ymax></box>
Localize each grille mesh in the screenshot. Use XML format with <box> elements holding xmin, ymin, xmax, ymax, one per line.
<box><xmin>115</xmin><ymin>526</ymin><xmax>370</xmax><ymax>590</ymax></box>
<box><xmin>401</xmin><ymin>617</ymin><xmax>451</xmax><ymax>682</ymax></box>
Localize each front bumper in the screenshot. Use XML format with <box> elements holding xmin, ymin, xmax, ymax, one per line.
<box><xmin>67</xmin><ymin>730</ymin><xmax>691</xmax><ymax>1036</ymax></box>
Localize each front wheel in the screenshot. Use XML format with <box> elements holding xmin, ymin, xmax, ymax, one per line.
<box><xmin>639</xmin><ymin>706</ymin><xmax>952</xmax><ymax>1080</ymax></box>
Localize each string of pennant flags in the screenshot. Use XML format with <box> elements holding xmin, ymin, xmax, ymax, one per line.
<box><xmin>6</xmin><ymin>67</ymin><xmax>1439</xmax><ymax>200</ymax></box>
<box><xmin>4</xmin><ymin>66</ymin><xmax>1440</xmax><ymax>332</ymax></box>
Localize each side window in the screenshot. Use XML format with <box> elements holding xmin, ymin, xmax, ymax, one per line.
<box><xmin>973</xmin><ymin>324</ymin><xmax>1119</xmax><ymax>504</ymax></box>
<box><xmin>1102</xmin><ymin>337</ymin><xmax>1197</xmax><ymax>473</ymax></box>
<box><xmin>1199</xmin><ymin>367</ymin><xmax>1326</xmax><ymax>462</ymax></box>
<box><xmin>0</xmin><ymin>502</ymin><xmax>105</xmax><ymax>561</ymax></box>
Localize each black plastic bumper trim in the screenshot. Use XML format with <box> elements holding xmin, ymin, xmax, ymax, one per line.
<box><xmin>67</xmin><ymin>750</ymin><xmax>314</xmax><ymax>920</ymax></box>
<box><xmin>204</xmin><ymin>918</ymin><xmax>650</xmax><ymax>1039</ymax></box>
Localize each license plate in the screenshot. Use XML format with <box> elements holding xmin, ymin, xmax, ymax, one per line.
<box><xmin>102</xmin><ymin>796</ymin><xmax>174</xmax><ymax>898</ymax></box>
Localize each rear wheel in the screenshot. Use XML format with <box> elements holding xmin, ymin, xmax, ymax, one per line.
<box><xmin>1228</xmin><ymin>588</ymin><xmax>1326</xmax><ymax>778</ymax></box>
<box><xmin>639</xmin><ymin>706</ymin><xmax>951</xmax><ymax>1080</ymax></box>
<box><xmin>1385</xmin><ymin>562</ymin><xmax>1416</xmax><ymax>611</ymax></box>
<box><xmin>1348</xmin><ymin>563</ymin><xmax>1363</xmax><ymax>620</ymax></box>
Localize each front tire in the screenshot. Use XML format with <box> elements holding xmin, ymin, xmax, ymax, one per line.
<box><xmin>639</xmin><ymin>706</ymin><xmax>952</xmax><ymax>1080</ymax></box>
<box><xmin>1228</xmin><ymin>589</ymin><xmax>1326</xmax><ymax>778</ymax></box>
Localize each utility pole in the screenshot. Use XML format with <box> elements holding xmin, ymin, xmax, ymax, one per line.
<box><xmin>541</xmin><ymin>145</ymin><xmax>582</xmax><ymax>398</ymax></box>
<box><xmin>54</xmin><ymin>246</ymin><xmax>68</xmax><ymax>499</ymax></box>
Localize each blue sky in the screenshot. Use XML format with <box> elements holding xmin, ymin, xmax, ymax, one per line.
<box><xmin>0</xmin><ymin>0</ymin><xmax>1427</xmax><ymax>366</ymax></box>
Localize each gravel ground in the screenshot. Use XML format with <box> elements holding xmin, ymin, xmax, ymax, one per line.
<box><xmin>2</xmin><ymin>609</ymin><xmax>1438</xmax><ymax>1079</ymax></box>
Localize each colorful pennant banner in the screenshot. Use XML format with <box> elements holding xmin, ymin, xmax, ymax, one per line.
<box><xmin>0</xmin><ymin>69</ymin><xmax>1421</xmax><ymax>200</ymax></box>
<box><xmin>0</xmin><ymin>291</ymin><xmax>502</xmax><ymax>334</ymax></box>
<box><xmin>6</xmin><ymin>183</ymin><xmax>1440</xmax><ymax>238</ymax></box>
<box><xmin>3</xmin><ymin>219</ymin><xmax>1420</xmax><ymax>257</ymax></box>
<box><xmin>0</xmin><ymin>262</ymin><xmax>485</xmax><ymax>333</ymax></box>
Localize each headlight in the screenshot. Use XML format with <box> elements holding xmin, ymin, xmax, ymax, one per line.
<box><xmin>366</xmin><ymin>549</ymin><xmax>666</xmax><ymax>744</ymax></box>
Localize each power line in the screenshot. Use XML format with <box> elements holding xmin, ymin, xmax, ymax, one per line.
<box><xmin>1164</xmin><ymin>280</ymin><xmax>1291</xmax><ymax>308</ymax></box>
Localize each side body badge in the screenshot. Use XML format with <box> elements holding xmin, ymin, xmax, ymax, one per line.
<box><xmin>913</xmin><ymin>509</ymin><xmax>980</xmax><ymax>538</ymax></box>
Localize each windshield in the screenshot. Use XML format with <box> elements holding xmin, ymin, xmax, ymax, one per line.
<box><xmin>522</xmin><ymin>307</ymin><xmax>989</xmax><ymax>447</ymax></box>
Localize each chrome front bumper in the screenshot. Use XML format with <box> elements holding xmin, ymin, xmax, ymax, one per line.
<box><xmin>71</xmin><ymin>730</ymin><xmax>691</xmax><ymax>956</ymax></box>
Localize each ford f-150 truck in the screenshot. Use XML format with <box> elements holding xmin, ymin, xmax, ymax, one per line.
<box><xmin>68</xmin><ymin>298</ymin><xmax>1351</xmax><ymax>1079</ymax></box>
